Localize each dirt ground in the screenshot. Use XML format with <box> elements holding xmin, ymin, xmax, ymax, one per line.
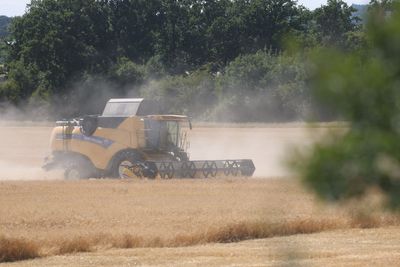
<box><xmin>1</xmin><ymin>124</ymin><xmax>399</xmax><ymax>266</ymax></box>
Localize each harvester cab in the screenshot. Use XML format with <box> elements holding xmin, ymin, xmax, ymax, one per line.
<box><xmin>43</xmin><ymin>98</ymin><xmax>255</xmax><ymax>179</ymax></box>
<box><xmin>143</xmin><ymin>115</ymin><xmax>190</xmax><ymax>160</ymax></box>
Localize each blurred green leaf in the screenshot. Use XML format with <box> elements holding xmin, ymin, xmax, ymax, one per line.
<box><xmin>297</xmin><ymin>2</ymin><xmax>400</xmax><ymax>210</ymax></box>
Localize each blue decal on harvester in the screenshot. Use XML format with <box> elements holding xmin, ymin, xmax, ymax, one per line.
<box><xmin>56</xmin><ymin>134</ymin><xmax>114</xmax><ymax>148</ymax></box>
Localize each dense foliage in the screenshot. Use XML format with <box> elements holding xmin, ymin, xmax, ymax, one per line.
<box><xmin>0</xmin><ymin>0</ymin><xmax>363</xmax><ymax>120</ymax></box>
<box><xmin>0</xmin><ymin>16</ymin><xmax>11</xmax><ymax>38</ymax></box>
<box><xmin>296</xmin><ymin>1</ymin><xmax>400</xmax><ymax>209</ymax></box>
<box><xmin>0</xmin><ymin>16</ymin><xmax>12</xmax><ymax>64</ymax></box>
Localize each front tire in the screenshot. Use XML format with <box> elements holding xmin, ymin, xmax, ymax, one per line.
<box><xmin>112</xmin><ymin>151</ymin><xmax>143</xmax><ymax>179</ymax></box>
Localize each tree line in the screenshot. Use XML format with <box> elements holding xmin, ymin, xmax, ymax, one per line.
<box><xmin>0</xmin><ymin>0</ymin><xmax>365</xmax><ymax>120</ymax></box>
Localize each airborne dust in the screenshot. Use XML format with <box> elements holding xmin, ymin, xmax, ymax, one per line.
<box><xmin>0</xmin><ymin>120</ymin><xmax>318</xmax><ymax>180</ymax></box>
<box><xmin>0</xmin><ymin>78</ymin><xmax>321</xmax><ymax>180</ymax></box>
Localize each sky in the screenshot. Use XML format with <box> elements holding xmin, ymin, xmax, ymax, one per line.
<box><xmin>0</xmin><ymin>0</ymin><xmax>371</xmax><ymax>17</ymax></box>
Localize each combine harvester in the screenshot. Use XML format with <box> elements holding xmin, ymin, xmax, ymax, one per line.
<box><xmin>43</xmin><ymin>98</ymin><xmax>255</xmax><ymax>179</ymax></box>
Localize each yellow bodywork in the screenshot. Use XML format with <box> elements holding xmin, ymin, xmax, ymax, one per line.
<box><xmin>50</xmin><ymin>117</ymin><xmax>146</xmax><ymax>170</ymax></box>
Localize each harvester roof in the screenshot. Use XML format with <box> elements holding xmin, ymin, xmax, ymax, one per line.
<box><xmin>107</xmin><ymin>98</ymin><xmax>144</xmax><ymax>103</ymax></box>
<box><xmin>146</xmin><ymin>115</ymin><xmax>189</xmax><ymax>121</ymax></box>
<box><xmin>102</xmin><ymin>98</ymin><xmax>161</xmax><ymax>117</ymax></box>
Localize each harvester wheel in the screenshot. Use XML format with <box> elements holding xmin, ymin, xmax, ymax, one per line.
<box><xmin>62</xmin><ymin>154</ymin><xmax>94</xmax><ymax>180</ymax></box>
<box><xmin>64</xmin><ymin>166</ymin><xmax>83</xmax><ymax>180</ymax></box>
<box><xmin>112</xmin><ymin>151</ymin><xmax>143</xmax><ymax>179</ymax></box>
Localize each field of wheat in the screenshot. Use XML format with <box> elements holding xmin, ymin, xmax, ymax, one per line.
<box><xmin>0</xmin><ymin>124</ymin><xmax>399</xmax><ymax>266</ymax></box>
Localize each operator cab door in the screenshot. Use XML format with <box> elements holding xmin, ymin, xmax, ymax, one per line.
<box><xmin>144</xmin><ymin>119</ymin><xmax>179</xmax><ymax>151</ymax></box>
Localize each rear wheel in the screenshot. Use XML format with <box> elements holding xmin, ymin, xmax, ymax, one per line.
<box><xmin>62</xmin><ymin>154</ymin><xmax>94</xmax><ymax>180</ymax></box>
<box><xmin>64</xmin><ymin>167</ymin><xmax>82</xmax><ymax>180</ymax></box>
<box><xmin>64</xmin><ymin>164</ymin><xmax>93</xmax><ymax>180</ymax></box>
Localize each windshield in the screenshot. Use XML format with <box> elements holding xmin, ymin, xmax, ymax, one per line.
<box><xmin>166</xmin><ymin>121</ymin><xmax>179</xmax><ymax>146</ymax></box>
<box><xmin>144</xmin><ymin>120</ymin><xmax>181</xmax><ymax>150</ymax></box>
<box><xmin>102</xmin><ymin>102</ymin><xmax>141</xmax><ymax>117</ymax></box>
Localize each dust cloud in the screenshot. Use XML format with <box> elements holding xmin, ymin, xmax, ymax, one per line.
<box><xmin>0</xmin><ymin>75</ymin><xmax>322</xmax><ymax>180</ymax></box>
<box><xmin>0</xmin><ymin>160</ymin><xmax>62</xmax><ymax>180</ymax></box>
<box><xmin>0</xmin><ymin>125</ymin><xmax>63</xmax><ymax>180</ymax></box>
<box><xmin>0</xmin><ymin>100</ymin><xmax>52</xmax><ymax>122</ymax></box>
<box><xmin>188</xmin><ymin>125</ymin><xmax>320</xmax><ymax>177</ymax></box>
<box><xmin>0</xmin><ymin>121</ymin><xmax>322</xmax><ymax>180</ymax></box>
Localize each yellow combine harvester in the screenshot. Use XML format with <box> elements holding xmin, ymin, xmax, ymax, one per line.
<box><xmin>43</xmin><ymin>98</ymin><xmax>255</xmax><ymax>179</ymax></box>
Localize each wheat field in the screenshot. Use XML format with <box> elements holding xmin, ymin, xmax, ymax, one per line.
<box><xmin>0</xmin><ymin>179</ymin><xmax>333</xmax><ymax>250</ymax></box>
<box><xmin>0</xmin><ymin>124</ymin><xmax>400</xmax><ymax>266</ymax></box>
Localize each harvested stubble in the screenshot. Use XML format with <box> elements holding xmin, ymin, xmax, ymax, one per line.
<box><xmin>2</xmin><ymin>215</ymin><xmax>398</xmax><ymax>263</ymax></box>
<box><xmin>0</xmin><ymin>236</ymin><xmax>39</xmax><ymax>263</ymax></box>
<box><xmin>57</xmin><ymin>236</ymin><xmax>92</xmax><ymax>254</ymax></box>
<box><xmin>1</xmin><ymin>178</ymin><xmax>399</xmax><ymax>263</ymax></box>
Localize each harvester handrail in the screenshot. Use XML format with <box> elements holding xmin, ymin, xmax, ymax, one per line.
<box><xmin>56</xmin><ymin>119</ymin><xmax>80</xmax><ymax>127</ymax></box>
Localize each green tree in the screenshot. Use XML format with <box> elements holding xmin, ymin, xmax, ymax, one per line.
<box><xmin>9</xmin><ymin>0</ymin><xmax>114</xmax><ymax>95</ymax></box>
<box><xmin>0</xmin><ymin>60</ymin><xmax>39</xmax><ymax>104</ymax></box>
<box><xmin>202</xmin><ymin>0</ymin><xmax>240</xmax><ymax>65</ymax></box>
<box><xmin>242</xmin><ymin>0</ymin><xmax>305</xmax><ymax>52</ymax></box>
<box><xmin>0</xmin><ymin>0</ymin><xmax>367</xmax><ymax>118</ymax></box>
<box><xmin>0</xmin><ymin>16</ymin><xmax>12</xmax><ymax>38</ymax></box>
<box><xmin>109</xmin><ymin>0</ymin><xmax>161</xmax><ymax>62</ymax></box>
<box><xmin>155</xmin><ymin>0</ymin><xmax>190</xmax><ymax>73</ymax></box>
<box><xmin>313</xmin><ymin>0</ymin><xmax>359</xmax><ymax>47</ymax></box>
<box><xmin>297</xmin><ymin>3</ymin><xmax>400</xmax><ymax>209</ymax></box>
<box><xmin>140</xmin><ymin>67</ymin><xmax>217</xmax><ymax>118</ymax></box>
<box><xmin>215</xmin><ymin>50</ymin><xmax>309</xmax><ymax>122</ymax></box>
<box><xmin>108</xmin><ymin>57</ymin><xmax>145</xmax><ymax>87</ymax></box>
<box><xmin>369</xmin><ymin>0</ymin><xmax>393</xmax><ymax>11</ymax></box>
